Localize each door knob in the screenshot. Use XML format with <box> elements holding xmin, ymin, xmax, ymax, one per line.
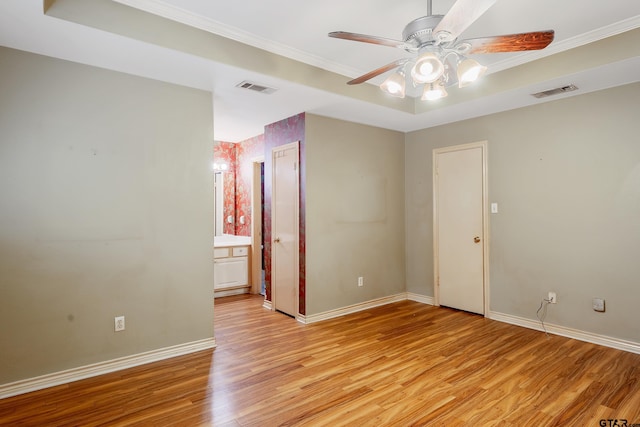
<box><xmin>274</xmin><ymin>237</ymin><xmax>281</xmax><ymax>243</ymax></box>
<box><xmin>474</xmin><ymin>236</ymin><xmax>481</xmax><ymax>243</ymax></box>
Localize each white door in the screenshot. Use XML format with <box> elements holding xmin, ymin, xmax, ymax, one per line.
<box><xmin>434</xmin><ymin>142</ymin><xmax>487</xmax><ymax>315</ymax></box>
<box><xmin>271</xmin><ymin>141</ymin><xmax>299</xmax><ymax>317</ymax></box>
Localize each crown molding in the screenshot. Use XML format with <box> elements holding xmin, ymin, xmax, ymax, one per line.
<box><xmin>114</xmin><ymin>0</ymin><xmax>640</xmax><ymax>82</ymax></box>
<box><xmin>112</xmin><ymin>0</ymin><xmax>360</xmax><ymax>78</ymax></box>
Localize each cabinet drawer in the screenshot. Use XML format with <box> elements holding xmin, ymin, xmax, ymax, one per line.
<box><xmin>214</xmin><ymin>247</ymin><xmax>230</xmax><ymax>258</ymax></box>
<box><xmin>232</xmin><ymin>246</ymin><xmax>249</xmax><ymax>257</ymax></box>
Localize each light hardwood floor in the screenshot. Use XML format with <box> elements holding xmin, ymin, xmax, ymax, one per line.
<box><xmin>1</xmin><ymin>294</ymin><xmax>640</xmax><ymax>426</ymax></box>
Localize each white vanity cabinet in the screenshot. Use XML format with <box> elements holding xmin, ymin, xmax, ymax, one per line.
<box><xmin>214</xmin><ymin>245</ymin><xmax>249</xmax><ymax>296</ymax></box>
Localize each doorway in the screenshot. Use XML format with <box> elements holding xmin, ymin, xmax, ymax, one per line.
<box><xmin>271</xmin><ymin>141</ymin><xmax>299</xmax><ymax>317</ymax></box>
<box><xmin>250</xmin><ymin>156</ymin><xmax>265</xmax><ymax>296</ymax></box>
<box><xmin>433</xmin><ymin>141</ymin><xmax>488</xmax><ymax>315</ymax></box>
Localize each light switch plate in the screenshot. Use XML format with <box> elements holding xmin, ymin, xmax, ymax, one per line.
<box><xmin>491</xmin><ymin>203</ymin><xmax>498</xmax><ymax>214</ymax></box>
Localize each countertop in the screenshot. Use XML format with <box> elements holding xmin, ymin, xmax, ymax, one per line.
<box><xmin>214</xmin><ymin>234</ymin><xmax>251</xmax><ymax>248</ymax></box>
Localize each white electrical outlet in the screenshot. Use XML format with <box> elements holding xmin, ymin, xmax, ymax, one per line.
<box><xmin>115</xmin><ymin>316</ymin><xmax>125</xmax><ymax>332</ymax></box>
<box><xmin>358</xmin><ymin>276</ymin><xmax>364</xmax><ymax>287</ymax></box>
<box><xmin>593</xmin><ymin>298</ymin><xmax>605</xmax><ymax>312</ymax></box>
<box><xmin>548</xmin><ymin>292</ymin><xmax>556</xmax><ymax>304</ymax></box>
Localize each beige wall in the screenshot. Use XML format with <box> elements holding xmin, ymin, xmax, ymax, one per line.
<box><xmin>0</xmin><ymin>47</ymin><xmax>214</xmax><ymax>384</ymax></box>
<box><xmin>3</xmin><ymin>41</ymin><xmax>638</xmax><ymax>387</ymax></box>
<box><xmin>305</xmin><ymin>114</ymin><xmax>406</xmax><ymax>315</ymax></box>
<box><xmin>406</xmin><ymin>83</ymin><xmax>640</xmax><ymax>343</ymax></box>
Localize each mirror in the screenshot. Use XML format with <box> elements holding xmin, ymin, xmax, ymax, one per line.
<box><xmin>213</xmin><ymin>142</ymin><xmax>236</xmax><ymax>235</ymax></box>
<box><xmin>214</xmin><ymin>172</ymin><xmax>224</xmax><ymax>236</ymax></box>
<box><xmin>214</xmin><ymin>170</ymin><xmax>239</xmax><ymax>236</ymax></box>
<box><xmin>212</xmin><ymin>166</ymin><xmax>235</xmax><ymax>235</ymax></box>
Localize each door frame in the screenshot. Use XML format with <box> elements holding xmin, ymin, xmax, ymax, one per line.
<box><xmin>250</xmin><ymin>155</ymin><xmax>265</xmax><ymax>295</ymax></box>
<box><xmin>270</xmin><ymin>141</ymin><xmax>300</xmax><ymax>318</ymax></box>
<box><xmin>432</xmin><ymin>140</ymin><xmax>490</xmax><ymax>316</ymax></box>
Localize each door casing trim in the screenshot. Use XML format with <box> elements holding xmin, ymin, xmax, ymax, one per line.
<box><xmin>432</xmin><ymin>140</ymin><xmax>489</xmax><ymax>316</ymax></box>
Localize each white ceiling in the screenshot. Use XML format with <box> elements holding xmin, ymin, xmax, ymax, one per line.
<box><xmin>1</xmin><ymin>0</ymin><xmax>639</xmax><ymax>141</ymax></box>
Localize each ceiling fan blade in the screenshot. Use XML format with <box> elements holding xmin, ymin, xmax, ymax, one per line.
<box><xmin>434</xmin><ymin>0</ymin><xmax>498</xmax><ymax>42</ymax></box>
<box><xmin>464</xmin><ymin>30</ymin><xmax>555</xmax><ymax>54</ymax></box>
<box><xmin>347</xmin><ymin>58</ymin><xmax>410</xmax><ymax>85</ymax></box>
<box><xmin>329</xmin><ymin>31</ymin><xmax>417</xmax><ymax>50</ymax></box>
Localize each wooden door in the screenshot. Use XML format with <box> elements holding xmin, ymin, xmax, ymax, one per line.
<box><xmin>271</xmin><ymin>141</ymin><xmax>299</xmax><ymax>317</ymax></box>
<box><xmin>434</xmin><ymin>141</ymin><xmax>487</xmax><ymax>315</ymax></box>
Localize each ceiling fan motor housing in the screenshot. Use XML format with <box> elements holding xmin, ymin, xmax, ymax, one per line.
<box><xmin>402</xmin><ymin>15</ymin><xmax>444</xmax><ymax>48</ymax></box>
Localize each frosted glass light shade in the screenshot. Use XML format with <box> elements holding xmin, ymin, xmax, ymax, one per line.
<box><xmin>457</xmin><ymin>58</ymin><xmax>487</xmax><ymax>87</ymax></box>
<box><xmin>411</xmin><ymin>53</ymin><xmax>444</xmax><ymax>84</ymax></box>
<box><xmin>421</xmin><ymin>81</ymin><xmax>448</xmax><ymax>101</ymax></box>
<box><xmin>380</xmin><ymin>72</ymin><xmax>406</xmax><ymax>98</ymax></box>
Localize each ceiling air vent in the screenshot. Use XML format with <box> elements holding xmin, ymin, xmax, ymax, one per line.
<box><xmin>531</xmin><ymin>84</ymin><xmax>578</xmax><ymax>99</ymax></box>
<box><xmin>236</xmin><ymin>81</ymin><xmax>277</xmax><ymax>95</ymax></box>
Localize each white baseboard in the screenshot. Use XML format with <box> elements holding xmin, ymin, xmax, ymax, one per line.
<box><xmin>214</xmin><ymin>287</ymin><xmax>249</xmax><ymax>298</ymax></box>
<box><xmin>302</xmin><ymin>292</ymin><xmax>640</xmax><ymax>355</ymax></box>
<box><xmin>302</xmin><ymin>293</ymin><xmax>407</xmax><ymax>324</ymax></box>
<box><xmin>488</xmin><ymin>311</ymin><xmax>640</xmax><ymax>355</ymax></box>
<box><xmin>0</xmin><ymin>337</ymin><xmax>216</xmax><ymax>399</ymax></box>
<box><xmin>8</xmin><ymin>298</ymin><xmax>636</xmax><ymax>400</ymax></box>
<box><xmin>406</xmin><ymin>292</ymin><xmax>435</xmax><ymax>305</ymax></box>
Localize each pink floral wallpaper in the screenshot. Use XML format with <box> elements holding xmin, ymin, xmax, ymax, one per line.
<box><xmin>235</xmin><ymin>134</ymin><xmax>265</xmax><ymax>236</ymax></box>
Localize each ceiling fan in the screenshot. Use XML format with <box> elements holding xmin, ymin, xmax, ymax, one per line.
<box><xmin>328</xmin><ymin>0</ymin><xmax>554</xmax><ymax>100</ymax></box>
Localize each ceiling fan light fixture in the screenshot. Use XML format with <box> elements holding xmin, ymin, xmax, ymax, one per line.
<box><xmin>457</xmin><ymin>58</ymin><xmax>487</xmax><ymax>88</ymax></box>
<box><xmin>411</xmin><ymin>52</ymin><xmax>444</xmax><ymax>84</ymax></box>
<box><xmin>330</xmin><ymin>0</ymin><xmax>555</xmax><ymax>103</ymax></box>
<box><xmin>380</xmin><ymin>71</ymin><xmax>406</xmax><ymax>98</ymax></box>
<box><xmin>421</xmin><ymin>81</ymin><xmax>448</xmax><ymax>101</ymax></box>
